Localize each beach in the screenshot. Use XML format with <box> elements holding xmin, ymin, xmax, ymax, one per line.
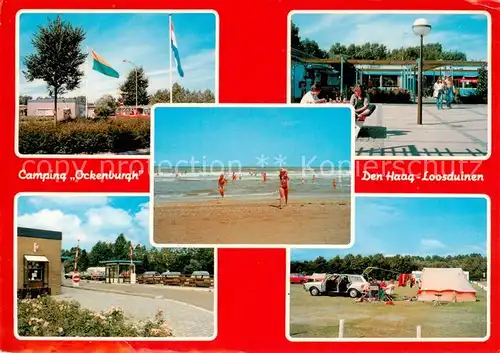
<box><xmin>154</xmin><ymin>197</ymin><xmax>351</xmax><ymax>244</ymax></box>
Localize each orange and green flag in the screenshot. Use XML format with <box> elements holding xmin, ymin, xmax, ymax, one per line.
<box><xmin>91</xmin><ymin>49</ymin><xmax>120</xmax><ymax>78</ymax></box>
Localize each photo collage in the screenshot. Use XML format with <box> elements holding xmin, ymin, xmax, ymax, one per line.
<box><xmin>7</xmin><ymin>5</ymin><xmax>491</xmax><ymax>348</ymax></box>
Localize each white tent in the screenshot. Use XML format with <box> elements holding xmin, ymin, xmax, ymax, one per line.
<box><xmin>418</xmin><ymin>267</ymin><xmax>477</xmax><ymax>302</ymax></box>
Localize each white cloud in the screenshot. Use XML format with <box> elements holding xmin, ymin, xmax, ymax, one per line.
<box><xmin>420</xmin><ymin>238</ymin><xmax>446</xmax><ymax>249</ymax></box>
<box><xmin>134</xmin><ymin>202</ymin><xmax>150</xmax><ymax>230</ymax></box>
<box><xmin>28</xmin><ymin>196</ymin><xmax>109</xmax><ymax>208</ymax></box>
<box><xmin>18</xmin><ymin>198</ymin><xmax>149</xmax><ymax>249</ymax></box>
<box><xmin>85</xmin><ymin>206</ymin><xmax>133</xmax><ymax>229</ymax></box>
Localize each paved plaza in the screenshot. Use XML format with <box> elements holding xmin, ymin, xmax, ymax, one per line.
<box><xmin>58</xmin><ymin>280</ymin><xmax>215</xmax><ymax>338</ymax></box>
<box><xmin>356</xmin><ymin>104</ymin><xmax>488</xmax><ymax>157</ymax></box>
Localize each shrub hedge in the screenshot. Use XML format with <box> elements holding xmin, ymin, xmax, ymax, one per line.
<box><xmin>18</xmin><ymin>295</ymin><xmax>173</xmax><ymax>337</ymax></box>
<box><xmin>365</xmin><ymin>88</ymin><xmax>412</xmax><ymax>103</ymax></box>
<box><xmin>18</xmin><ymin>117</ymin><xmax>150</xmax><ymax>155</ymax></box>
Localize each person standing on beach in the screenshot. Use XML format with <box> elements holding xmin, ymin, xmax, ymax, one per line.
<box><xmin>218</xmin><ymin>174</ymin><xmax>227</xmax><ymax>199</ymax></box>
<box><xmin>312</xmin><ymin>175</ymin><xmax>316</xmax><ymax>183</ymax></box>
<box><xmin>279</xmin><ymin>169</ymin><xmax>290</xmax><ymax>209</ymax></box>
<box><xmin>232</xmin><ymin>172</ymin><xmax>237</xmax><ymax>181</ymax></box>
<box><xmin>263</xmin><ymin>172</ymin><xmax>268</xmax><ymax>182</ymax></box>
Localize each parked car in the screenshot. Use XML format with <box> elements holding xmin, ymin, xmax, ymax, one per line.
<box><xmin>184</xmin><ymin>271</ymin><xmax>212</xmax><ymax>287</ymax></box>
<box><xmin>137</xmin><ymin>271</ymin><xmax>163</xmax><ymax>284</ymax></box>
<box><xmin>303</xmin><ymin>274</ymin><xmax>368</xmax><ymax>298</ymax></box>
<box><xmin>162</xmin><ymin>271</ymin><xmax>184</xmax><ymax>286</ymax></box>
<box><xmin>290</xmin><ymin>273</ymin><xmax>308</xmax><ymax>284</ymax></box>
<box><xmin>64</xmin><ymin>271</ymin><xmax>74</xmax><ymax>279</ymax></box>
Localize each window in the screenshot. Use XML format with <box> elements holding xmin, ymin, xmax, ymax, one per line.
<box><xmin>36</xmin><ymin>108</ymin><xmax>54</xmax><ymax>117</ymax></box>
<box><xmin>27</xmin><ymin>261</ymin><xmax>44</xmax><ymax>281</ymax></box>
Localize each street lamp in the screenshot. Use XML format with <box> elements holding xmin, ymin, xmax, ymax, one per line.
<box><xmin>412</xmin><ymin>18</ymin><xmax>431</xmax><ymax>125</ymax></box>
<box><xmin>123</xmin><ymin>59</ymin><xmax>139</xmax><ymax>112</ymax></box>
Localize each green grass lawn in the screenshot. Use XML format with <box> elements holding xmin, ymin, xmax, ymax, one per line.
<box><xmin>289</xmin><ymin>284</ymin><xmax>487</xmax><ymax>339</ymax></box>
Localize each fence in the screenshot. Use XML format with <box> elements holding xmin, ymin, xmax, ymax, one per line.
<box><xmin>472</xmin><ymin>281</ymin><xmax>488</xmax><ymax>291</ymax></box>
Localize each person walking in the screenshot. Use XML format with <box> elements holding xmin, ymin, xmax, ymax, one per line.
<box><xmin>433</xmin><ymin>78</ymin><xmax>444</xmax><ymax>110</ymax></box>
<box><xmin>445</xmin><ymin>76</ymin><xmax>454</xmax><ymax>108</ymax></box>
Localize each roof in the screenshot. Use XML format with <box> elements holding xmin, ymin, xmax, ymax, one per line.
<box><xmin>99</xmin><ymin>260</ymin><xmax>143</xmax><ymax>265</ymax></box>
<box><xmin>420</xmin><ymin>267</ymin><xmax>476</xmax><ymax>293</ymax></box>
<box><xmin>25</xmin><ymin>255</ymin><xmax>49</xmax><ymax>262</ymax></box>
<box><xmin>302</xmin><ymin>58</ymin><xmax>486</xmax><ymax>66</ymax></box>
<box><xmin>17</xmin><ymin>227</ymin><xmax>62</xmax><ymax>240</ymax></box>
<box><xmin>27</xmin><ymin>99</ymin><xmax>79</xmax><ymax>103</ymax></box>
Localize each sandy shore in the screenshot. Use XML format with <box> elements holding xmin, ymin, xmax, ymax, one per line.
<box><xmin>154</xmin><ymin>198</ymin><xmax>351</xmax><ymax>245</ymax></box>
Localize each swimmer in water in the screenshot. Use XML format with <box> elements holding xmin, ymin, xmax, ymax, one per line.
<box><xmin>263</xmin><ymin>172</ymin><xmax>268</xmax><ymax>182</ymax></box>
<box><xmin>279</xmin><ymin>168</ymin><xmax>290</xmax><ymax>209</ymax></box>
<box><xmin>312</xmin><ymin>174</ymin><xmax>316</xmax><ymax>183</ymax></box>
<box><xmin>232</xmin><ymin>172</ymin><xmax>237</xmax><ymax>181</ymax></box>
<box><xmin>332</xmin><ymin>179</ymin><xmax>337</xmax><ymax>189</ymax></box>
<box><xmin>218</xmin><ymin>174</ymin><xmax>227</xmax><ymax>198</ymax></box>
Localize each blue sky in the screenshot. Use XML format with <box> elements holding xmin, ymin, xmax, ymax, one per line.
<box><xmin>17</xmin><ymin>195</ymin><xmax>150</xmax><ymax>250</ymax></box>
<box><xmin>292</xmin><ymin>13</ymin><xmax>488</xmax><ymax>61</ymax></box>
<box><xmin>291</xmin><ymin>196</ymin><xmax>488</xmax><ymax>261</ymax></box>
<box><xmin>18</xmin><ymin>12</ymin><xmax>216</xmax><ymax>101</ymax></box>
<box><xmin>154</xmin><ymin>106</ymin><xmax>352</xmax><ymax>168</ymax></box>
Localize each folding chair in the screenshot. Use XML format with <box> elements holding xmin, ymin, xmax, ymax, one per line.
<box><xmin>384</xmin><ymin>290</ymin><xmax>395</xmax><ymax>302</ymax></box>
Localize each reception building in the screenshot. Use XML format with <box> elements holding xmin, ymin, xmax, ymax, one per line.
<box><xmin>17</xmin><ymin>227</ymin><xmax>63</xmax><ymax>298</ymax></box>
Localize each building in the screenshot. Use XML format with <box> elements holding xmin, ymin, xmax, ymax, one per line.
<box><xmin>26</xmin><ymin>99</ymin><xmax>85</xmax><ymax>121</ymax></box>
<box><xmin>17</xmin><ymin>227</ymin><xmax>63</xmax><ymax>298</ymax></box>
<box><xmin>290</xmin><ymin>48</ymin><xmax>486</xmax><ymax>101</ymax></box>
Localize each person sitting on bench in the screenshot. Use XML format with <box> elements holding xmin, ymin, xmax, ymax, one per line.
<box><xmin>350</xmin><ymin>85</ymin><xmax>376</xmax><ymax>121</ymax></box>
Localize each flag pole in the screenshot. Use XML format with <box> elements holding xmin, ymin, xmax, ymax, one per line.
<box><xmin>169</xmin><ymin>14</ymin><xmax>173</xmax><ymax>104</ymax></box>
<box><xmin>85</xmin><ymin>46</ymin><xmax>89</xmax><ymax>118</ymax></box>
<box><xmin>74</xmin><ymin>238</ymin><xmax>80</xmax><ymax>272</ymax></box>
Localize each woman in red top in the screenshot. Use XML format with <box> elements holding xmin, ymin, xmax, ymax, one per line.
<box><xmin>279</xmin><ymin>169</ymin><xmax>290</xmax><ymax>209</ymax></box>
<box><xmin>218</xmin><ymin>174</ymin><xmax>227</xmax><ymax>198</ymax></box>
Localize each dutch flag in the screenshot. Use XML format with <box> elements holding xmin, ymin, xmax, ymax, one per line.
<box><xmin>170</xmin><ymin>18</ymin><xmax>185</xmax><ymax>78</ymax></box>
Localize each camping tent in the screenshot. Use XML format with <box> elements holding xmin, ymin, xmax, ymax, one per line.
<box><xmin>418</xmin><ymin>267</ymin><xmax>476</xmax><ymax>302</ymax></box>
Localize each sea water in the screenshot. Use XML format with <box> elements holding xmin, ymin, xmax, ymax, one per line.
<box><xmin>154</xmin><ymin>167</ymin><xmax>351</xmax><ymax>203</ymax></box>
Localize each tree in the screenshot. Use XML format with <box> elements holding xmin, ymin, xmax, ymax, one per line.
<box><xmin>301</xmin><ymin>39</ymin><xmax>328</xmax><ymax>59</ymax></box>
<box><xmin>94</xmin><ymin>94</ymin><xmax>119</xmax><ymax>117</ymax></box>
<box><xmin>113</xmin><ymin>234</ymin><xmax>129</xmax><ymax>260</ymax></box>
<box><xmin>78</xmin><ymin>249</ymin><xmax>90</xmax><ymax>272</ymax></box>
<box><xmin>19</xmin><ymin>95</ymin><xmax>32</xmax><ymax>105</ymax></box>
<box><xmin>291</xmin><ymin>253</ymin><xmax>487</xmax><ymax>281</ymax></box>
<box><xmin>88</xmin><ymin>241</ymin><xmax>114</xmax><ymax>266</ymax></box>
<box><xmin>141</xmin><ymin>253</ymin><xmax>151</xmax><ymax>271</ymax></box>
<box><xmin>183</xmin><ymin>259</ymin><xmax>202</xmax><ymax>274</ymax></box>
<box><xmin>23</xmin><ymin>15</ymin><xmax>87</xmax><ymax>125</ymax></box>
<box><xmin>74</xmin><ymin>95</ymin><xmax>86</xmax><ymax>106</ymax></box>
<box><xmin>149</xmin><ymin>89</ymin><xmax>170</xmax><ymax>105</ymax></box>
<box><xmin>119</xmin><ymin>67</ymin><xmax>149</xmax><ymax>106</ymax></box>
<box><xmin>477</xmin><ymin>64</ymin><xmax>488</xmax><ymax>102</ymax></box>
<box><xmin>291</xmin><ymin>22</ymin><xmax>302</xmax><ymax>50</ymax></box>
